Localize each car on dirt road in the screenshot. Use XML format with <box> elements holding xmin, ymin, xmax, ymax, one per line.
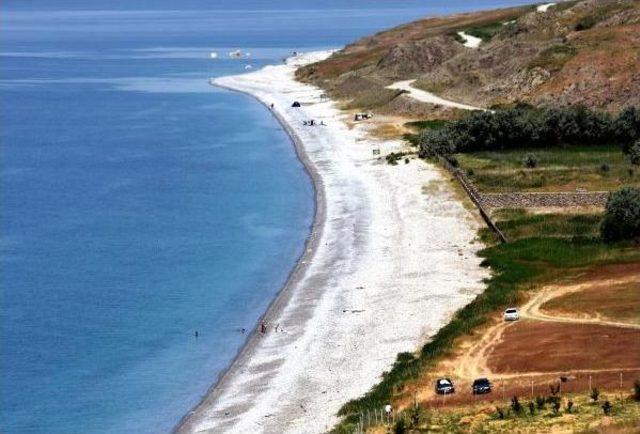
<box><xmin>472</xmin><ymin>378</ymin><xmax>492</xmax><ymax>395</ymax></box>
<box><xmin>435</xmin><ymin>378</ymin><xmax>455</xmax><ymax>395</ymax></box>
<box><xmin>503</xmin><ymin>307</ymin><xmax>519</xmax><ymax>321</ymax></box>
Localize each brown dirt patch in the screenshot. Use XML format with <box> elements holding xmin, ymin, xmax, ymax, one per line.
<box><xmin>487</xmin><ymin>321</ymin><xmax>640</xmax><ymax>374</ymax></box>
<box><xmin>541</xmin><ymin>281</ymin><xmax>640</xmax><ymax>325</ymax></box>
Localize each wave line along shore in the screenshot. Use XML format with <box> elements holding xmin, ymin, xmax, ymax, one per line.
<box><xmin>177</xmin><ymin>51</ymin><xmax>488</xmax><ymax>434</ymax></box>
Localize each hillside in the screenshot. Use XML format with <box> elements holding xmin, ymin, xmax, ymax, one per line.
<box><xmin>296</xmin><ymin>0</ymin><xmax>640</xmax><ymax>115</ymax></box>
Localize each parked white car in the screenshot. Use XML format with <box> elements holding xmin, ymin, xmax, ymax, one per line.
<box><xmin>503</xmin><ymin>307</ymin><xmax>519</xmax><ymax>321</ymax></box>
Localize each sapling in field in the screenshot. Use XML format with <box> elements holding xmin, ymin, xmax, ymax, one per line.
<box><xmin>591</xmin><ymin>387</ymin><xmax>600</xmax><ymax>403</ymax></box>
<box><xmin>511</xmin><ymin>396</ymin><xmax>523</xmax><ymax>414</ymax></box>
<box><xmin>602</xmin><ymin>400</ymin><xmax>612</xmax><ymax>416</ymax></box>
<box><xmin>566</xmin><ymin>400</ymin><xmax>574</xmax><ymax>413</ymax></box>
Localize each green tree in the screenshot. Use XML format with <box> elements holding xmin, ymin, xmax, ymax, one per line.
<box><xmin>629</xmin><ymin>140</ymin><xmax>640</xmax><ymax>166</ymax></box>
<box><xmin>600</xmin><ymin>187</ymin><xmax>640</xmax><ymax>242</ymax></box>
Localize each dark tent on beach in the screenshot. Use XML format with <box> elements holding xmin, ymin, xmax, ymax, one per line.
<box><xmin>291</xmin><ymin>101</ymin><xmax>301</xmax><ymax>108</ymax></box>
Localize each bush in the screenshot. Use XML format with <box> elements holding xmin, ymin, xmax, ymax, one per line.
<box><xmin>523</xmin><ymin>154</ymin><xmax>538</xmax><ymax>168</ymax></box>
<box><xmin>600</xmin><ymin>187</ymin><xmax>640</xmax><ymax>242</ymax></box>
<box><xmin>511</xmin><ymin>396</ymin><xmax>523</xmax><ymax>414</ymax></box>
<box><xmin>566</xmin><ymin>400</ymin><xmax>574</xmax><ymax>413</ymax></box>
<box><xmin>496</xmin><ymin>406</ymin><xmax>505</xmax><ymax>419</ymax></box>
<box><xmin>634</xmin><ymin>378</ymin><xmax>640</xmax><ymax>401</ymax></box>
<box><xmin>528</xmin><ymin>401</ymin><xmax>535</xmax><ymax>415</ymax></box>
<box><xmin>393</xmin><ymin>418</ymin><xmax>406</xmax><ymax>434</ymax></box>
<box><xmin>590</xmin><ymin>387</ymin><xmax>600</xmax><ymax>402</ymax></box>
<box><xmin>552</xmin><ymin>400</ymin><xmax>561</xmax><ymax>414</ymax></box>
<box><xmin>600</xmin><ymin>163</ymin><xmax>610</xmax><ymax>172</ymax></box>
<box><xmin>602</xmin><ymin>400</ymin><xmax>612</xmax><ymax>415</ymax></box>
<box><xmin>618</xmin><ymin>107</ymin><xmax>640</xmax><ymax>150</ymax></box>
<box><xmin>535</xmin><ymin>395</ymin><xmax>546</xmax><ymax>410</ymax></box>
<box><xmin>629</xmin><ymin>140</ymin><xmax>640</xmax><ymax>166</ymax></box>
<box><xmin>446</xmin><ymin>155</ymin><xmax>459</xmax><ymax>168</ymax></box>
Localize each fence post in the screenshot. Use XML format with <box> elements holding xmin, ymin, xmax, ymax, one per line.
<box><xmin>531</xmin><ymin>379</ymin><xmax>534</xmax><ymax>399</ymax></box>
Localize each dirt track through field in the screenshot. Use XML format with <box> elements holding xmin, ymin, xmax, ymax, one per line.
<box><xmin>453</xmin><ymin>275</ymin><xmax>640</xmax><ymax>381</ymax></box>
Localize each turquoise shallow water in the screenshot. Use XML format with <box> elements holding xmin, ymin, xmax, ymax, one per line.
<box><xmin>0</xmin><ymin>1</ymin><xmax>534</xmax><ymax>432</ymax></box>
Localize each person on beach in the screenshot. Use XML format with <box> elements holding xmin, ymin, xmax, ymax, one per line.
<box><xmin>261</xmin><ymin>322</ymin><xmax>267</xmax><ymax>334</ymax></box>
<box><xmin>270</xmin><ymin>103</ymin><xmax>274</xmax><ymax>109</ymax></box>
<box><xmin>275</xmin><ymin>323</ymin><xmax>279</xmax><ymax>332</ymax></box>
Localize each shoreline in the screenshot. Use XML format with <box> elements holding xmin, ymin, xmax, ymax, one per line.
<box><xmin>173</xmin><ymin>63</ymin><xmax>328</xmax><ymax>434</ymax></box>
<box><xmin>177</xmin><ymin>51</ymin><xmax>488</xmax><ymax>433</ymax></box>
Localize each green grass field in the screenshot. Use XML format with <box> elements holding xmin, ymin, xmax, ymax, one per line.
<box><xmin>456</xmin><ymin>144</ymin><xmax>639</xmax><ymax>193</ymax></box>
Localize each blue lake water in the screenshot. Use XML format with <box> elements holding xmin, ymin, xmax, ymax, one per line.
<box><xmin>1</xmin><ymin>1</ymin><xmax>534</xmax><ymax>432</ymax></box>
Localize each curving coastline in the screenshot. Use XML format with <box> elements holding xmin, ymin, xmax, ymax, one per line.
<box><xmin>177</xmin><ymin>51</ymin><xmax>489</xmax><ymax>434</ymax></box>
<box><xmin>174</xmin><ymin>56</ymin><xmax>328</xmax><ymax>434</ymax></box>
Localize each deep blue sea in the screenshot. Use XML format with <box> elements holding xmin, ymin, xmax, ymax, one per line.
<box><xmin>1</xmin><ymin>1</ymin><xmax>534</xmax><ymax>432</ymax></box>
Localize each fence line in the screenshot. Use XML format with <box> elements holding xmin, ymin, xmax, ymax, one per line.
<box><xmin>437</xmin><ymin>156</ymin><xmax>508</xmax><ymax>244</ymax></box>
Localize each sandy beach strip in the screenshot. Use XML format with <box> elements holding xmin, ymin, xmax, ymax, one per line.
<box><xmin>176</xmin><ymin>51</ymin><xmax>488</xmax><ymax>434</ymax></box>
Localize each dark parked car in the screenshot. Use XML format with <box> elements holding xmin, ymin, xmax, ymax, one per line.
<box><xmin>472</xmin><ymin>378</ymin><xmax>492</xmax><ymax>395</ymax></box>
<box><xmin>435</xmin><ymin>378</ymin><xmax>455</xmax><ymax>395</ymax></box>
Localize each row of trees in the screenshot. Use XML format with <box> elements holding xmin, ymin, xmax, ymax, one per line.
<box><xmin>418</xmin><ymin>105</ymin><xmax>640</xmax><ymax>157</ymax></box>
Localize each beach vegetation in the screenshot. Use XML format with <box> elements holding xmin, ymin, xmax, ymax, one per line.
<box><xmin>386</xmin><ymin>152</ymin><xmax>411</xmax><ymax>165</ymax></box>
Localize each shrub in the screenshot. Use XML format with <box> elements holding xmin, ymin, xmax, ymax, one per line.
<box><xmin>575</xmin><ymin>17</ymin><xmax>596</xmax><ymax>31</ymax></box>
<box><xmin>535</xmin><ymin>395</ymin><xmax>546</xmax><ymax>410</ymax></box>
<box><xmin>552</xmin><ymin>400</ymin><xmax>561</xmax><ymax>414</ymax></box>
<box><xmin>528</xmin><ymin>401</ymin><xmax>535</xmax><ymax>416</ymax></box>
<box><xmin>618</xmin><ymin>107</ymin><xmax>640</xmax><ymax>150</ymax></box>
<box><xmin>393</xmin><ymin>418</ymin><xmax>406</xmax><ymax>434</ymax></box>
<box><xmin>602</xmin><ymin>400</ymin><xmax>612</xmax><ymax>415</ymax></box>
<box><xmin>418</xmin><ymin>128</ymin><xmax>454</xmax><ymax>157</ymax></box>
<box><xmin>523</xmin><ymin>154</ymin><xmax>538</xmax><ymax>168</ymax></box>
<box><xmin>566</xmin><ymin>400</ymin><xmax>574</xmax><ymax>413</ymax></box>
<box><xmin>445</xmin><ymin>155</ymin><xmax>459</xmax><ymax>168</ymax></box>
<box><xmin>590</xmin><ymin>387</ymin><xmax>600</xmax><ymax>403</ymax></box>
<box><xmin>496</xmin><ymin>406</ymin><xmax>505</xmax><ymax>419</ymax></box>
<box><xmin>600</xmin><ymin>163</ymin><xmax>610</xmax><ymax>172</ymax></box>
<box><xmin>511</xmin><ymin>396</ymin><xmax>523</xmax><ymax>414</ymax></box>
<box><xmin>634</xmin><ymin>378</ymin><xmax>640</xmax><ymax>401</ymax></box>
<box><xmin>629</xmin><ymin>140</ymin><xmax>640</xmax><ymax>166</ymax></box>
<box><xmin>600</xmin><ymin>187</ymin><xmax>640</xmax><ymax>242</ymax></box>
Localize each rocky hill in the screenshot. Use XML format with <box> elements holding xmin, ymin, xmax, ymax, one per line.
<box><xmin>296</xmin><ymin>0</ymin><xmax>640</xmax><ymax>115</ymax></box>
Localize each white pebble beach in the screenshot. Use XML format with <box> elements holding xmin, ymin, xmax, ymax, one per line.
<box><xmin>176</xmin><ymin>51</ymin><xmax>489</xmax><ymax>434</ymax></box>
